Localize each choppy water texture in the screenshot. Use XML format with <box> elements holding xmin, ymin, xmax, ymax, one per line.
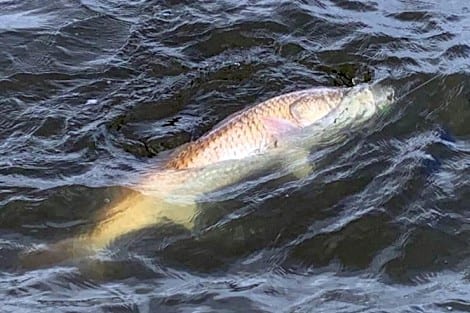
<box><xmin>1</xmin><ymin>0</ymin><xmax>469</xmax><ymax>312</ymax></box>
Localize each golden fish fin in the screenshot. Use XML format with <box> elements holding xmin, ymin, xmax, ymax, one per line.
<box><xmin>20</xmin><ymin>192</ymin><xmax>199</xmax><ymax>269</ymax></box>
<box><xmin>163</xmin><ymin>142</ymin><xmax>190</xmax><ymax>161</ymax></box>
<box><xmin>211</xmin><ymin>107</ymin><xmax>249</xmax><ymax>130</ymax></box>
<box><xmin>283</xmin><ymin>148</ymin><xmax>314</xmax><ymax>179</ymax></box>
<box><xmin>80</xmin><ymin>193</ymin><xmax>198</xmax><ymax>251</ymax></box>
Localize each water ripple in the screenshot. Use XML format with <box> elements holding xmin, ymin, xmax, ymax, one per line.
<box><xmin>0</xmin><ymin>0</ymin><xmax>469</xmax><ymax>312</ymax></box>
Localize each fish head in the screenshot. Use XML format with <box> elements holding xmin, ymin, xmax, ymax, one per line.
<box><xmin>289</xmin><ymin>88</ymin><xmax>345</xmax><ymax>127</ymax></box>
<box><xmin>330</xmin><ymin>83</ymin><xmax>395</xmax><ymax>125</ymax></box>
<box><xmin>370</xmin><ymin>83</ymin><xmax>395</xmax><ymax>111</ymax></box>
<box><xmin>272</xmin><ymin>83</ymin><xmax>396</xmax><ymax>151</ymax></box>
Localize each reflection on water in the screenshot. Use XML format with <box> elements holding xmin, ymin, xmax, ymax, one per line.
<box><xmin>0</xmin><ymin>11</ymin><xmax>55</xmax><ymax>31</ymax></box>
<box><xmin>0</xmin><ymin>0</ymin><xmax>469</xmax><ymax>312</ymax></box>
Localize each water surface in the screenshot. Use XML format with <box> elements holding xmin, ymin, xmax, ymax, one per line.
<box><xmin>0</xmin><ymin>0</ymin><xmax>469</xmax><ymax>312</ymax></box>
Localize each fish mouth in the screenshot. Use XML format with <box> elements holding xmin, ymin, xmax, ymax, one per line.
<box><xmin>370</xmin><ymin>84</ymin><xmax>395</xmax><ymax>109</ymax></box>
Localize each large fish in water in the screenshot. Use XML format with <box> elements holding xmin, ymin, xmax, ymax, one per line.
<box><xmin>21</xmin><ymin>83</ymin><xmax>394</xmax><ymax>266</ymax></box>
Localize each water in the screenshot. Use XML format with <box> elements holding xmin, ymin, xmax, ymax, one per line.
<box><xmin>1</xmin><ymin>0</ymin><xmax>469</xmax><ymax>312</ymax></box>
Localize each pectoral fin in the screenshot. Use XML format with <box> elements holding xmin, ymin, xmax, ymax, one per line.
<box><xmin>282</xmin><ymin>148</ymin><xmax>314</xmax><ymax>179</ymax></box>
<box><xmin>262</xmin><ymin>116</ymin><xmax>300</xmax><ymax>137</ymax></box>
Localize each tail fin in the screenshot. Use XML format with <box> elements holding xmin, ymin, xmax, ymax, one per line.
<box><xmin>81</xmin><ymin>192</ymin><xmax>197</xmax><ymax>250</ymax></box>
<box><xmin>20</xmin><ymin>191</ymin><xmax>199</xmax><ymax>269</ymax></box>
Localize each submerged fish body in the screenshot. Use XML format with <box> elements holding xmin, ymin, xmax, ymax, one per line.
<box><xmin>21</xmin><ymin>83</ymin><xmax>395</xmax><ymax>265</ymax></box>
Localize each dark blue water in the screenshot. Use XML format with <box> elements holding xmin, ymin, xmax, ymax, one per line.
<box><xmin>0</xmin><ymin>1</ymin><xmax>469</xmax><ymax>312</ymax></box>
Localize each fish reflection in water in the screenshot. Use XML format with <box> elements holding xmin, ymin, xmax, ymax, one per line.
<box><xmin>21</xmin><ymin>82</ymin><xmax>394</xmax><ymax>267</ymax></box>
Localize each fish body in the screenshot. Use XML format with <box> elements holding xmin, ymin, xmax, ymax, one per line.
<box><xmin>21</xmin><ymin>83</ymin><xmax>395</xmax><ymax>266</ymax></box>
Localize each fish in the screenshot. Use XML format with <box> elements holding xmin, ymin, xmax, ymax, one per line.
<box><xmin>20</xmin><ymin>83</ymin><xmax>394</xmax><ymax>267</ymax></box>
